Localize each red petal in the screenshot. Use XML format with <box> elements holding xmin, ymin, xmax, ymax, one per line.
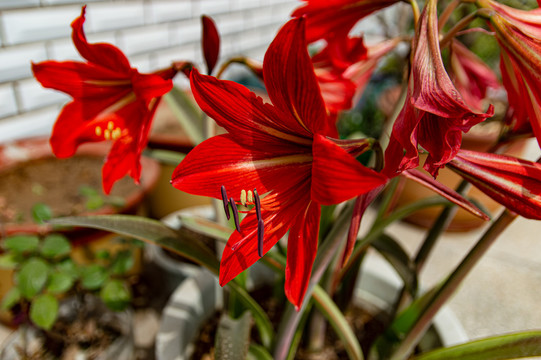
<box><xmin>171</xmin><ymin>135</ymin><xmax>312</xmax><ymax>201</ymax></box>
<box><xmin>449</xmin><ymin>150</ymin><xmax>541</xmax><ymax>220</ymax></box>
<box><xmin>190</xmin><ymin>69</ymin><xmax>313</xmax><ymax>148</ymax></box>
<box><xmin>312</xmin><ymin>135</ymin><xmax>388</xmax><ymax>205</ymax></box>
<box><xmin>201</xmin><ymin>15</ymin><xmax>220</xmax><ymax>75</ymax></box>
<box><xmin>71</xmin><ymin>6</ymin><xmax>131</xmax><ymax>73</ymax></box>
<box><xmin>284</xmin><ymin>201</ymin><xmax>320</xmax><ymax>310</ymax></box>
<box><xmin>263</xmin><ymin>18</ymin><xmax>333</xmax><ymax>136</ymax></box>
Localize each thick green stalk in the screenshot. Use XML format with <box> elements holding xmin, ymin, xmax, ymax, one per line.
<box><xmin>389</xmin><ymin>210</ymin><xmax>518</xmax><ymax>360</ymax></box>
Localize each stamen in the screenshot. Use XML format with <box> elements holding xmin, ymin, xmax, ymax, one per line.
<box><xmin>221</xmin><ymin>186</ymin><xmax>230</xmax><ymax>220</ymax></box>
<box><xmin>253</xmin><ymin>189</ymin><xmax>261</xmax><ymax>221</ymax></box>
<box><xmin>229</xmin><ymin>197</ymin><xmax>241</xmax><ymax>232</ymax></box>
<box><xmin>95</xmin><ymin>126</ymin><xmax>102</xmax><ymax>137</ymax></box>
<box><xmin>112</xmin><ymin>127</ymin><xmax>122</xmax><ymax>140</ymax></box>
<box><xmin>247</xmin><ymin>190</ymin><xmax>253</xmax><ymax>204</ymax></box>
<box><xmin>240</xmin><ymin>189</ymin><xmax>247</xmax><ymax>206</ymax></box>
<box><xmin>257</xmin><ymin>219</ymin><xmax>264</xmax><ymax>258</ymax></box>
<box><xmin>104</xmin><ymin>129</ymin><xmax>111</xmax><ymax>140</ymax></box>
<box><xmin>107</xmin><ymin>121</ymin><xmax>115</xmax><ymax>130</ymax></box>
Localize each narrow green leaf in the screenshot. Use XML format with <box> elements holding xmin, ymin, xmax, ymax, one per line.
<box><xmin>80</xmin><ymin>264</ymin><xmax>108</xmax><ymax>290</ymax></box>
<box><xmin>312</xmin><ymin>286</ymin><xmax>364</xmax><ymax>360</ymax></box>
<box><xmin>3</xmin><ymin>235</ymin><xmax>39</xmax><ymax>253</ymax></box>
<box><xmin>31</xmin><ymin>203</ymin><xmax>53</xmax><ymax>224</ymax></box>
<box><xmin>371</xmin><ymin>233</ymin><xmax>418</xmax><ymax>296</ymax></box>
<box><xmin>18</xmin><ymin>258</ymin><xmax>50</xmax><ymax>299</ymax></box>
<box><xmin>215</xmin><ymin>312</ymin><xmax>252</xmax><ymax>360</ymax></box>
<box><xmin>248</xmin><ymin>343</ymin><xmax>274</xmax><ymax>360</ymax></box>
<box><xmin>49</xmin><ymin>215</ymin><xmax>220</xmax><ymax>272</ymax></box>
<box><xmin>47</xmin><ymin>272</ymin><xmax>75</xmax><ymax>295</ymax></box>
<box><xmin>30</xmin><ymin>294</ymin><xmax>58</xmax><ymax>330</ymax></box>
<box><xmin>179</xmin><ymin>214</ymin><xmax>232</xmax><ymax>244</ymax></box>
<box><xmin>1</xmin><ymin>288</ymin><xmax>20</xmax><ymax>310</ymax></box>
<box><xmin>100</xmin><ymin>279</ymin><xmax>131</xmax><ymax>311</ymax></box>
<box><xmin>163</xmin><ymin>87</ymin><xmax>204</xmax><ymax>145</ymax></box>
<box><xmin>413</xmin><ymin>331</ymin><xmax>541</xmax><ymax>360</ymax></box>
<box><xmin>41</xmin><ymin>234</ymin><xmax>71</xmax><ymax>258</ymax></box>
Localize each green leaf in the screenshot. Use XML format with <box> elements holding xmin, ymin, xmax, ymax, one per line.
<box><xmin>312</xmin><ymin>286</ymin><xmax>364</xmax><ymax>360</ymax></box>
<box><xmin>49</xmin><ymin>215</ymin><xmax>220</xmax><ymax>274</ymax></box>
<box><xmin>3</xmin><ymin>235</ymin><xmax>39</xmax><ymax>253</ymax></box>
<box><xmin>215</xmin><ymin>312</ymin><xmax>252</xmax><ymax>360</ymax></box>
<box><xmin>31</xmin><ymin>203</ymin><xmax>53</xmax><ymax>224</ymax></box>
<box><xmin>1</xmin><ymin>288</ymin><xmax>21</xmax><ymax>310</ymax></box>
<box><xmin>30</xmin><ymin>294</ymin><xmax>58</xmax><ymax>330</ymax></box>
<box><xmin>41</xmin><ymin>234</ymin><xmax>71</xmax><ymax>259</ymax></box>
<box><xmin>0</xmin><ymin>253</ymin><xmax>18</xmax><ymax>269</ymax></box>
<box><xmin>18</xmin><ymin>258</ymin><xmax>50</xmax><ymax>299</ymax></box>
<box><xmin>100</xmin><ymin>279</ymin><xmax>131</xmax><ymax>311</ymax></box>
<box><xmin>79</xmin><ymin>185</ymin><xmax>99</xmax><ymax>197</ymax></box>
<box><xmin>371</xmin><ymin>233</ymin><xmax>418</xmax><ymax>296</ymax></box>
<box><xmin>109</xmin><ymin>250</ymin><xmax>134</xmax><ymax>275</ymax></box>
<box><xmin>163</xmin><ymin>87</ymin><xmax>204</xmax><ymax>145</ymax></box>
<box><xmin>55</xmin><ymin>259</ymin><xmax>78</xmax><ymax>276</ymax></box>
<box><xmin>80</xmin><ymin>264</ymin><xmax>108</xmax><ymax>290</ymax></box>
<box><xmin>413</xmin><ymin>330</ymin><xmax>541</xmax><ymax>360</ymax></box>
<box><xmin>248</xmin><ymin>344</ymin><xmax>274</xmax><ymax>360</ymax></box>
<box><xmin>47</xmin><ymin>272</ymin><xmax>74</xmax><ymax>295</ymax></box>
<box><xmin>85</xmin><ymin>195</ymin><xmax>105</xmax><ymax>210</ymax></box>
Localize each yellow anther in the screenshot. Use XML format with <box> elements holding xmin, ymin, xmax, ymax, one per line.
<box><xmin>95</xmin><ymin>126</ymin><xmax>102</xmax><ymax>137</ymax></box>
<box><xmin>107</xmin><ymin>121</ymin><xmax>114</xmax><ymax>130</ymax></box>
<box><xmin>247</xmin><ymin>190</ymin><xmax>254</xmax><ymax>204</ymax></box>
<box><xmin>240</xmin><ymin>189</ymin><xmax>247</xmax><ymax>206</ymax></box>
<box><xmin>112</xmin><ymin>127</ymin><xmax>122</xmax><ymax>140</ymax></box>
<box><xmin>104</xmin><ymin>129</ymin><xmax>111</xmax><ymax>140</ymax></box>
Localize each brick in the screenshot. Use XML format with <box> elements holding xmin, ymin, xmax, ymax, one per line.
<box><xmin>47</xmin><ymin>31</ymin><xmax>117</xmax><ymax>61</ymax></box>
<box><xmin>129</xmin><ymin>54</ymin><xmax>152</xmax><ymax>74</ymax></box>
<box><xmin>119</xmin><ymin>24</ymin><xmax>170</xmax><ymax>57</ymax></box>
<box><xmin>17</xmin><ymin>78</ymin><xmax>69</xmax><ymax>112</ymax></box>
<box><xmin>84</xmin><ymin>2</ymin><xmax>145</xmax><ymax>33</ymax></box>
<box><xmin>41</xmin><ymin>0</ymin><xmax>99</xmax><ymax>5</ymax></box>
<box><xmin>170</xmin><ymin>18</ymin><xmax>200</xmax><ymax>47</ymax></box>
<box><xmin>232</xmin><ymin>0</ymin><xmax>262</xmax><ymax>11</ymax></box>
<box><xmin>195</xmin><ymin>0</ymin><xmax>230</xmax><ymax>16</ymax></box>
<box><xmin>0</xmin><ymin>43</ymin><xmax>48</xmax><ymax>83</ymax></box>
<box><xmin>146</xmin><ymin>1</ymin><xmax>191</xmax><ymax>24</ymax></box>
<box><xmin>214</xmin><ymin>12</ymin><xmax>244</xmax><ymax>36</ymax></box>
<box><xmin>0</xmin><ymin>0</ymin><xmax>39</xmax><ymax>11</ymax></box>
<box><xmin>151</xmin><ymin>44</ymin><xmax>198</xmax><ymax>71</ymax></box>
<box><xmin>0</xmin><ymin>84</ymin><xmax>18</xmax><ymax>119</ymax></box>
<box><xmin>0</xmin><ymin>106</ymin><xmax>59</xmax><ymax>143</ymax></box>
<box><xmin>2</xmin><ymin>6</ymin><xmax>81</xmax><ymax>45</ymax></box>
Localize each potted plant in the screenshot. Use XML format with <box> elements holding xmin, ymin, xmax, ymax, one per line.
<box><xmin>0</xmin><ymin>232</ymin><xmax>138</xmax><ymax>359</ymax></box>
<box><xmin>28</xmin><ymin>1</ymin><xmax>541</xmax><ymax>359</ymax></box>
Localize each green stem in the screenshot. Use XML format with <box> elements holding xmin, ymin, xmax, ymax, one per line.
<box><xmin>273</xmin><ymin>202</ymin><xmax>355</xmax><ymax>360</ymax></box>
<box><xmin>409</xmin><ymin>0</ymin><xmax>421</xmax><ymax>26</ymax></box>
<box><xmin>389</xmin><ymin>210</ymin><xmax>518</xmax><ymax>360</ymax></box>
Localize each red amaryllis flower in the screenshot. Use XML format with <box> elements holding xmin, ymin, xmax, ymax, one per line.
<box><xmin>449</xmin><ymin>40</ymin><xmax>501</xmax><ymax>112</ymax></box>
<box><xmin>476</xmin><ymin>0</ymin><xmax>541</xmax><ymax>147</ymax></box>
<box><xmin>291</xmin><ymin>0</ymin><xmax>400</xmax><ymax>43</ymax></box>
<box><xmin>201</xmin><ymin>15</ymin><xmax>220</xmax><ymax>74</ymax></box>
<box><xmin>171</xmin><ymin>18</ymin><xmax>387</xmax><ymax>309</ymax></box>
<box><xmin>448</xmin><ymin>150</ymin><xmax>541</xmax><ymax>220</ymax></box>
<box><xmin>32</xmin><ymin>6</ymin><xmax>174</xmax><ymax>194</ymax></box>
<box><xmin>383</xmin><ymin>0</ymin><xmax>493</xmax><ymax>178</ymax></box>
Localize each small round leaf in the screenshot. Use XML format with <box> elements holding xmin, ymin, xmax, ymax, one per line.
<box><xmin>18</xmin><ymin>258</ymin><xmax>50</xmax><ymax>299</ymax></box>
<box><xmin>1</xmin><ymin>288</ymin><xmax>21</xmax><ymax>310</ymax></box>
<box><xmin>41</xmin><ymin>234</ymin><xmax>71</xmax><ymax>259</ymax></box>
<box><xmin>30</xmin><ymin>294</ymin><xmax>58</xmax><ymax>330</ymax></box>
<box><xmin>3</xmin><ymin>235</ymin><xmax>39</xmax><ymax>253</ymax></box>
<box><xmin>80</xmin><ymin>265</ymin><xmax>108</xmax><ymax>290</ymax></box>
<box><xmin>47</xmin><ymin>272</ymin><xmax>74</xmax><ymax>295</ymax></box>
<box><xmin>100</xmin><ymin>279</ymin><xmax>131</xmax><ymax>311</ymax></box>
<box><xmin>0</xmin><ymin>253</ymin><xmax>18</xmax><ymax>269</ymax></box>
<box><xmin>110</xmin><ymin>250</ymin><xmax>134</xmax><ymax>275</ymax></box>
<box><xmin>31</xmin><ymin>203</ymin><xmax>53</xmax><ymax>224</ymax></box>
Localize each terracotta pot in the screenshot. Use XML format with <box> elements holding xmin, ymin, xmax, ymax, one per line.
<box><xmin>390</xmin><ymin>122</ymin><xmax>528</xmax><ymax>231</ymax></box>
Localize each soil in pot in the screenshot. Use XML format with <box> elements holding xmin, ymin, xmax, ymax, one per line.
<box><xmin>0</xmin><ymin>155</ymin><xmax>136</xmax><ymax>228</ymax></box>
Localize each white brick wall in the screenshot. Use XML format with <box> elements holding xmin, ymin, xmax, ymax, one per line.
<box><xmin>0</xmin><ymin>0</ymin><xmax>299</xmax><ymax>143</ymax></box>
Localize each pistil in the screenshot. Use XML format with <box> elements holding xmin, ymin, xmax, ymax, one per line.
<box><xmin>221</xmin><ymin>185</ymin><xmax>230</xmax><ymax>220</ymax></box>
<box><xmin>229</xmin><ymin>197</ymin><xmax>241</xmax><ymax>232</ymax></box>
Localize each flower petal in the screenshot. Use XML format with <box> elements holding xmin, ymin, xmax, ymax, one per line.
<box><xmin>171</xmin><ymin>135</ymin><xmax>312</xmax><ymax>201</ymax></box>
<box><xmin>448</xmin><ymin>150</ymin><xmax>541</xmax><ymax>220</ymax></box>
<box><xmin>263</xmin><ymin>18</ymin><xmax>332</xmax><ymax>136</ymax></box>
<box><xmin>311</xmin><ymin>134</ymin><xmax>388</xmax><ymax>205</ymax></box>
<box><xmin>284</xmin><ymin>201</ymin><xmax>320</xmax><ymax>310</ymax></box>
<box><xmin>190</xmin><ymin>69</ymin><xmax>313</xmax><ymax>148</ymax></box>
<box><xmin>71</xmin><ymin>6</ymin><xmax>131</xmax><ymax>73</ymax></box>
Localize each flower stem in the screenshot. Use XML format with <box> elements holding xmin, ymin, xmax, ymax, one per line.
<box><xmin>438</xmin><ymin>0</ymin><xmax>461</xmax><ymax>31</ymax></box>
<box><xmin>389</xmin><ymin>210</ymin><xmax>518</xmax><ymax>360</ymax></box>
<box><xmin>439</xmin><ymin>9</ymin><xmax>482</xmax><ymax>48</ymax></box>
<box><xmin>409</xmin><ymin>0</ymin><xmax>421</xmax><ymax>26</ymax></box>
